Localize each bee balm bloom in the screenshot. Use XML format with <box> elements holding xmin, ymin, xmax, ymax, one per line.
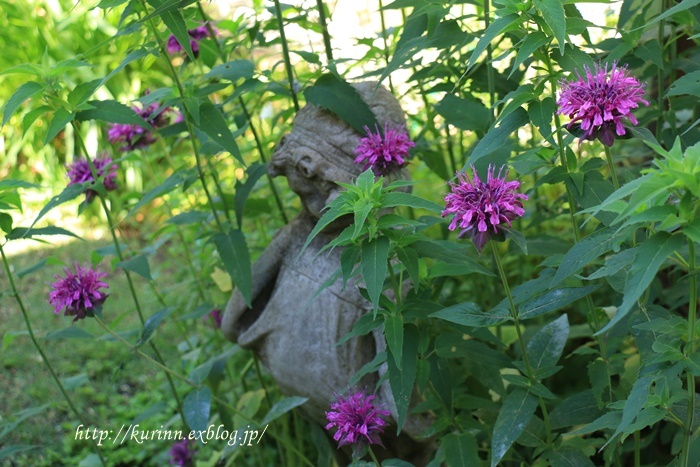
<box><xmin>325</xmin><ymin>388</ymin><xmax>390</xmax><ymax>455</ymax></box>
<box><xmin>442</xmin><ymin>165</ymin><xmax>527</xmax><ymax>252</ymax></box>
<box><xmin>354</xmin><ymin>123</ymin><xmax>414</xmax><ymax>176</ymax></box>
<box><xmin>49</xmin><ymin>264</ymin><xmax>109</xmax><ymax>322</ymax></box>
<box><xmin>167</xmin><ymin>24</ymin><xmax>216</xmax><ymax>56</ymax></box>
<box><xmin>66</xmin><ymin>155</ymin><xmax>117</xmax><ymax>202</ymax></box>
<box><xmin>557</xmin><ymin>62</ymin><xmax>648</xmax><ymax>146</ymax></box>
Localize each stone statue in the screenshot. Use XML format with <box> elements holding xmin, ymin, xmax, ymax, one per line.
<box><xmin>221</xmin><ymin>82</ymin><xmax>433</xmax><ymax>463</ymax></box>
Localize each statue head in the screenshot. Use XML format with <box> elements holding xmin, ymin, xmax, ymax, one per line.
<box><xmin>267</xmin><ymin>82</ymin><xmax>408</xmax><ymax>221</ymax></box>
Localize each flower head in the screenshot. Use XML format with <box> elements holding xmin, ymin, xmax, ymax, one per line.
<box><xmin>442</xmin><ymin>165</ymin><xmax>527</xmax><ymax>252</ymax></box>
<box><xmin>169</xmin><ymin>438</ymin><xmax>196</xmax><ymax>467</ymax></box>
<box><xmin>354</xmin><ymin>123</ymin><xmax>415</xmax><ymax>176</ymax></box>
<box><xmin>107</xmin><ymin>101</ymin><xmax>176</xmax><ymax>151</ymax></box>
<box><xmin>325</xmin><ymin>388</ymin><xmax>390</xmax><ymax>455</ymax></box>
<box><xmin>167</xmin><ymin>24</ymin><xmax>217</xmax><ymax>56</ymax></box>
<box><xmin>557</xmin><ymin>62</ymin><xmax>648</xmax><ymax>146</ymax></box>
<box><xmin>66</xmin><ymin>155</ymin><xmax>118</xmax><ymax>202</ymax></box>
<box><xmin>49</xmin><ymin>264</ymin><xmax>109</xmax><ymax>322</ymax></box>
<box><xmin>208</xmin><ymin>309</ymin><xmax>222</xmax><ymax>329</ymax></box>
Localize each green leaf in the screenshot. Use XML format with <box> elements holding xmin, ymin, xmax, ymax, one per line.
<box><xmin>466</xmin><ymin>14</ymin><xmax>520</xmax><ymax>72</ymax></box>
<box><xmin>598</xmin><ymin>233</ymin><xmax>684</xmax><ymax>334</ymax></box>
<box><xmin>206</xmin><ymin>60</ymin><xmax>255</xmax><ymax>82</ymax></box>
<box><xmin>381</xmin><ymin>192</ymin><xmax>442</xmax><ymax>212</ymax></box>
<box><xmin>551</xmin><ymin>227</ymin><xmax>620</xmax><ymax>287</ymax></box>
<box><xmin>197</xmin><ymin>101</ymin><xmax>244</xmax><ymax>166</ymax></box>
<box><xmin>303</xmin><ymin>74</ymin><xmax>378</xmax><ymax>134</ymax></box>
<box><xmin>0</xmin><ymin>180</ymin><xmax>40</xmax><ymax>191</ymax></box>
<box><xmin>44</xmin><ymin>108</ymin><xmax>75</xmax><ymax>144</ymax></box>
<box><xmin>546</xmin><ymin>449</ymin><xmax>595</xmax><ymax>467</ymax></box>
<box><xmin>183</xmin><ymin>387</ymin><xmax>212</xmax><ymax>435</ymax></box>
<box><xmin>147</xmin><ymin>0</ymin><xmax>194</xmax><ymax>60</ymax></box>
<box><xmin>387</xmin><ymin>324</ymin><xmax>418</xmax><ymax>432</ymax></box>
<box><xmin>7</xmin><ymin>226</ymin><xmax>81</xmax><ymax>240</ymax></box>
<box><xmin>44</xmin><ymin>327</ymin><xmax>94</xmax><ymax>340</ymax></box>
<box><xmin>430</xmin><ymin>302</ymin><xmax>509</xmax><ymax>327</ymax></box>
<box><xmin>262</xmin><ymin>396</ymin><xmax>308</xmax><ymax>425</ymax></box>
<box><xmin>0</xmin><ymin>404</ymin><xmax>50</xmax><ymax>442</ymax></box>
<box><xmin>385</xmin><ymin>314</ymin><xmax>404</xmax><ymax>371</ymax></box>
<box><xmin>644</xmin><ymin>0</ymin><xmax>700</xmax><ymax>29</ymax></box>
<box><xmin>533</xmin><ymin>0</ymin><xmax>567</xmax><ymax>55</ymax></box>
<box><xmin>396</xmin><ymin>247</ymin><xmax>420</xmax><ymax>292</ymax></box>
<box><xmin>434</xmin><ymin>94</ymin><xmax>490</xmax><ymax>133</ymax></box>
<box><xmin>213</xmin><ymin>230</ymin><xmax>252</xmax><ymax>306</ymax></box>
<box><xmin>3</xmin><ymin>331</ymin><xmax>29</xmax><ymax>351</ymax></box>
<box><xmin>167</xmin><ymin>211</ymin><xmax>209</xmax><ymax>225</ymax></box>
<box><xmin>614</xmin><ymin>174</ymin><xmax>677</xmax><ymax>223</ymax></box>
<box><xmin>491</xmin><ymin>389</ymin><xmax>539</xmax><ymax>467</ymax></box>
<box><xmin>0</xmin><ymin>213</ymin><xmax>12</xmax><ymax>234</ymax></box>
<box><xmin>528</xmin><ymin>96</ymin><xmax>555</xmax><ymax>139</ymax></box>
<box><xmin>2</xmin><ymin>81</ymin><xmax>44</xmax><ymax>127</ymax></box>
<box><xmin>466</xmin><ymin>107</ymin><xmax>529</xmax><ymax>166</ymax></box>
<box><xmin>27</xmin><ymin>184</ymin><xmax>86</xmax><ymax>233</ymax></box>
<box><xmin>526</xmin><ymin>314</ymin><xmax>569</xmax><ymax>373</ymax></box>
<box><xmin>67</xmin><ymin>80</ymin><xmax>102</xmax><ymax>108</ymax></box>
<box><xmin>337</xmin><ymin>313</ymin><xmax>382</xmax><ymax>346</ymax></box>
<box><xmin>585</xmin><ymin>247</ymin><xmax>637</xmax><ymax>280</ymax></box>
<box><xmin>684</xmin><ymin>218</ymin><xmax>700</xmax><ymax>244</ymax></box>
<box><xmin>0</xmin><ymin>445</ymin><xmax>40</xmax><ymax>460</ymax></box>
<box><xmin>102</xmin><ymin>48</ymin><xmax>152</xmax><ymax>83</ymax></box>
<box><xmin>116</xmin><ymin>254</ymin><xmax>152</xmax><ymax>280</ymax></box>
<box><xmin>519</xmin><ymin>286</ymin><xmax>598</xmax><ymax>321</ymax></box>
<box><xmin>136</xmin><ymin>307</ymin><xmax>172</xmax><ymax>346</ymax></box>
<box><xmin>505</xmin><ymin>229</ymin><xmax>527</xmax><ymax>255</ymax></box>
<box><xmin>61</xmin><ymin>373</ymin><xmax>88</xmax><ymax>391</ymax></box>
<box><xmin>127</xmin><ymin>169</ymin><xmax>196</xmax><ymax>217</ymax></box>
<box><xmin>569</xmin><ymin>411</ymin><xmax>622</xmax><ymax>435</ymax></box>
<box><xmin>349</xmin><ymin>352</ymin><xmax>387</xmax><ymax>387</ymax></box>
<box><xmin>603</xmin><ymin>375</ymin><xmax>654</xmax><ymax>449</ymax></box>
<box><xmin>234</xmin><ymin>163</ymin><xmax>267</xmax><ymax>228</ymax></box>
<box><xmin>442</xmin><ymin>433</ymin><xmax>479</xmax><ymax>467</ymax></box>
<box><xmin>510</xmin><ymin>32</ymin><xmax>549</xmax><ymax>79</ymax></box>
<box><xmin>361</xmin><ymin>236</ymin><xmax>391</xmax><ymax>312</ymax></box>
<box><xmin>76</xmin><ymin>100</ymin><xmax>151</xmax><ymax>129</ymax></box>
<box><xmin>436</xmin><ymin>334</ymin><xmax>511</xmax><ymax>367</ymax></box>
<box><xmin>549</xmin><ymin>390</ymin><xmax>604</xmax><ymax>429</ymax></box>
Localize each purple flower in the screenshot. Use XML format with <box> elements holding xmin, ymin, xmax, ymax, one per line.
<box><xmin>325</xmin><ymin>388</ymin><xmax>390</xmax><ymax>455</ymax></box>
<box><xmin>107</xmin><ymin>101</ymin><xmax>175</xmax><ymax>151</ymax></box>
<box><xmin>49</xmin><ymin>264</ymin><xmax>109</xmax><ymax>322</ymax></box>
<box><xmin>208</xmin><ymin>309</ymin><xmax>222</xmax><ymax>329</ymax></box>
<box><xmin>66</xmin><ymin>155</ymin><xmax>117</xmax><ymax>202</ymax></box>
<box><xmin>169</xmin><ymin>438</ymin><xmax>195</xmax><ymax>467</ymax></box>
<box><xmin>557</xmin><ymin>62</ymin><xmax>648</xmax><ymax>147</ymax></box>
<box><xmin>442</xmin><ymin>165</ymin><xmax>527</xmax><ymax>253</ymax></box>
<box><xmin>167</xmin><ymin>24</ymin><xmax>216</xmax><ymax>56</ymax></box>
<box><xmin>354</xmin><ymin>123</ymin><xmax>415</xmax><ymax>176</ymax></box>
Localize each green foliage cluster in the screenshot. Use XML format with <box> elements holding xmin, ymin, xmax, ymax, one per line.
<box><xmin>1</xmin><ymin>0</ymin><xmax>700</xmax><ymax>465</ymax></box>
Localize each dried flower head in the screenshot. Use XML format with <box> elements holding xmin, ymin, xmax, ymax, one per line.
<box><xmin>354</xmin><ymin>123</ymin><xmax>415</xmax><ymax>176</ymax></box>
<box><xmin>107</xmin><ymin>101</ymin><xmax>176</xmax><ymax>151</ymax></box>
<box><xmin>167</xmin><ymin>24</ymin><xmax>216</xmax><ymax>56</ymax></box>
<box><xmin>66</xmin><ymin>155</ymin><xmax>117</xmax><ymax>202</ymax></box>
<box><xmin>442</xmin><ymin>165</ymin><xmax>527</xmax><ymax>252</ymax></box>
<box><xmin>557</xmin><ymin>62</ymin><xmax>648</xmax><ymax>146</ymax></box>
<box><xmin>49</xmin><ymin>264</ymin><xmax>109</xmax><ymax>322</ymax></box>
<box><xmin>169</xmin><ymin>438</ymin><xmax>196</xmax><ymax>467</ymax></box>
<box><xmin>325</xmin><ymin>388</ymin><xmax>390</xmax><ymax>455</ymax></box>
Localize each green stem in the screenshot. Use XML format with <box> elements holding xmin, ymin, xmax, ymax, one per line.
<box><xmin>137</xmin><ymin>0</ymin><xmax>225</xmax><ymax>232</ymax></box>
<box><xmin>272</xmin><ymin>0</ymin><xmax>300</xmax><ymax>112</ymax></box>
<box><xmin>195</xmin><ymin>2</ymin><xmax>289</xmax><ymax>226</ymax></box>
<box><xmin>73</xmin><ymin>125</ymin><xmax>188</xmax><ymax>430</ymax></box>
<box><xmin>656</xmin><ymin>9</ymin><xmax>665</xmax><ymax>142</ymax></box>
<box><xmin>387</xmin><ymin>259</ymin><xmax>402</xmax><ymax>307</ymax></box>
<box><xmin>484</xmin><ymin>0</ymin><xmax>496</xmax><ymax>123</ymax></box>
<box><xmin>378</xmin><ymin>0</ymin><xmax>395</xmax><ymax>95</ymax></box>
<box><xmin>542</xmin><ymin>52</ymin><xmax>613</xmax><ymax>399</ymax></box>
<box><xmin>490</xmin><ymin>242</ymin><xmax>553</xmax><ymax>445</ymax></box>
<box><xmin>682</xmin><ymin>240</ymin><xmax>698</xmax><ymax>467</ymax></box>
<box><xmin>604</xmin><ymin>146</ymin><xmax>620</xmax><ymax>190</ymax></box>
<box><xmin>0</xmin><ymin>243</ymin><xmax>107</xmax><ymax>467</ymax></box>
<box><xmin>368</xmin><ymin>445</ymin><xmax>381</xmax><ymax>465</ymax></box>
<box><xmin>634</xmin><ymin>430</ymin><xmax>641</xmax><ymax>467</ymax></box>
<box><xmin>316</xmin><ymin>0</ymin><xmax>333</xmax><ymax>64</ymax></box>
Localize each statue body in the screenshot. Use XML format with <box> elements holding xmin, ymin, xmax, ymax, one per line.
<box><xmin>222</xmin><ymin>82</ymin><xmax>433</xmax><ymax>463</ymax></box>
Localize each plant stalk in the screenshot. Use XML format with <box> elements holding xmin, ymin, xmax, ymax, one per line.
<box><xmin>681</xmin><ymin>240</ymin><xmax>698</xmax><ymax>467</ymax></box>
<box><xmin>272</xmin><ymin>0</ymin><xmax>300</xmax><ymax>112</ymax></box>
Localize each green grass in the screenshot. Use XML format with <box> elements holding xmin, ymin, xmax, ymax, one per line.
<box><xmin>0</xmin><ymin>236</ymin><xmax>215</xmax><ymax>465</ymax></box>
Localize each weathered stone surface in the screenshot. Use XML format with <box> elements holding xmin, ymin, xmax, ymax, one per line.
<box><xmin>222</xmin><ymin>82</ymin><xmax>433</xmax><ymax>463</ymax></box>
